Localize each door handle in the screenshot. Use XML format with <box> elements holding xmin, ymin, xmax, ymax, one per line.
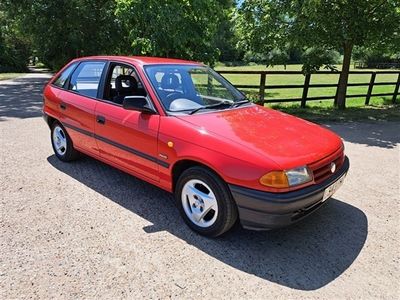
<box><xmin>96</xmin><ymin>115</ymin><xmax>106</xmax><ymax>125</ymax></box>
<box><xmin>60</xmin><ymin>103</ymin><xmax>67</xmax><ymax>110</ymax></box>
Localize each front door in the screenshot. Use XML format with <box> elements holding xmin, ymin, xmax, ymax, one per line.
<box><xmin>94</xmin><ymin>63</ymin><xmax>160</xmax><ymax>181</ymax></box>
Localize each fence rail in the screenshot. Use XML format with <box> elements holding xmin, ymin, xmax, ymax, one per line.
<box><xmin>217</xmin><ymin>70</ymin><xmax>400</xmax><ymax>107</ymax></box>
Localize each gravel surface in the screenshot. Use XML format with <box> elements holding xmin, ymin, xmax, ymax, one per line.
<box><xmin>1</xmin><ymin>73</ymin><xmax>399</xmax><ymax>299</ymax></box>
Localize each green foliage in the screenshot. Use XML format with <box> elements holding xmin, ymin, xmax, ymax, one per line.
<box><xmin>243</xmin><ymin>46</ymin><xmax>340</xmax><ymax>71</ymax></box>
<box><xmin>301</xmin><ymin>47</ymin><xmax>340</xmax><ymax>73</ymax></box>
<box><xmin>293</xmin><ymin>0</ymin><xmax>400</xmax><ymax>50</ymax></box>
<box><xmin>115</xmin><ymin>0</ymin><xmax>232</xmax><ymax>65</ymax></box>
<box><xmin>2</xmin><ymin>0</ymin><xmax>122</xmax><ymax>70</ymax></box>
<box><xmin>0</xmin><ymin>9</ymin><xmax>30</xmax><ymax>72</ymax></box>
<box><xmin>238</xmin><ymin>0</ymin><xmax>400</xmax><ymax>67</ymax></box>
<box><xmin>215</xmin><ymin>2</ymin><xmax>242</xmax><ymax>62</ymax></box>
<box><xmin>236</xmin><ymin>0</ymin><xmax>285</xmax><ymax>53</ymax></box>
<box><xmin>243</xmin><ymin>51</ymin><xmax>267</xmax><ymax>64</ymax></box>
<box><xmin>0</xmin><ymin>0</ymin><xmax>237</xmax><ymax>69</ymax></box>
<box><xmin>353</xmin><ymin>46</ymin><xmax>400</xmax><ymax>67</ymax></box>
<box><xmin>244</xmin><ymin>48</ymin><xmax>289</xmax><ymax>66</ymax></box>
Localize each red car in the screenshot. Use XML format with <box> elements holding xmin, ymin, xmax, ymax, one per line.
<box><xmin>43</xmin><ymin>56</ymin><xmax>349</xmax><ymax>237</ymax></box>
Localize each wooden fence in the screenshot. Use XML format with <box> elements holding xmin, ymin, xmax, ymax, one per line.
<box><xmin>218</xmin><ymin>70</ymin><xmax>400</xmax><ymax>107</ymax></box>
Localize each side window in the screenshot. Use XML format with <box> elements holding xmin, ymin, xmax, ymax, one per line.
<box><xmin>69</xmin><ymin>61</ymin><xmax>106</xmax><ymax>98</ymax></box>
<box><xmin>103</xmin><ymin>64</ymin><xmax>147</xmax><ymax>103</ymax></box>
<box><xmin>53</xmin><ymin>62</ymin><xmax>77</xmax><ymax>88</ymax></box>
<box><xmin>110</xmin><ymin>65</ymin><xmax>134</xmax><ymax>89</ymax></box>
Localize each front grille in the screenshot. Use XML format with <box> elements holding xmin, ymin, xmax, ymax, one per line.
<box><xmin>309</xmin><ymin>148</ymin><xmax>345</xmax><ymax>184</ymax></box>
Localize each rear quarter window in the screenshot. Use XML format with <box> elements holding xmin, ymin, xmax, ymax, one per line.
<box><xmin>53</xmin><ymin>62</ymin><xmax>78</xmax><ymax>88</ymax></box>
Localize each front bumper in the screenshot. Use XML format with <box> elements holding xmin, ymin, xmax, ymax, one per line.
<box><xmin>229</xmin><ymin>156</ymin><xmax>350</xmax><ymax>230</ymax></box>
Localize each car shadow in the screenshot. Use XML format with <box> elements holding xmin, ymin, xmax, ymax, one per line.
<box><xmin>47</xmin><ymin>154</ymin><xmax>368</xmax><ymax>291</ymax></box>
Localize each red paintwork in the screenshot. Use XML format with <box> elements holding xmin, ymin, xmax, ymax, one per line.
<box><xmin>95</xmin><ymin>101</ymin><xmax>160</xmax><ymax>181</ymax></box>
<box><xmin>43</xmin><ymin>56</ymin><xmax>344</xmax><ymax>193</ymax></box>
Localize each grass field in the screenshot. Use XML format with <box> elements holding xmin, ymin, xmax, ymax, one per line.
<box><xmin>215</xmin><ymin>64</ymin><xmax>398</xmax><ymax>108</ymax></box>
<box><xmin>0</xmin><ymin>73</ymin><xmax>24</xmax><ymax>81</ymax></box>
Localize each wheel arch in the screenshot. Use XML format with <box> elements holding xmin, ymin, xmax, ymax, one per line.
<box><xmin>45</xmin><ymin>114</ymin><xmax>57</xmax><ymax>128</ymax></box>
<box><xmin>171</xmin><ymin>159</ymin><xmax>226</xmax><ymax>193</ymax></box>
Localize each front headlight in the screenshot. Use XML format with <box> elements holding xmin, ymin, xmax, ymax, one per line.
<box><xmin>285</xmin><ymin>166</ymin><xmax>313</xmax><ymax>186</ymax></box>
<box><xmin>259</xmin><ymin>166</ymin><xmax>312</xmax><ymax>188</ymax></box>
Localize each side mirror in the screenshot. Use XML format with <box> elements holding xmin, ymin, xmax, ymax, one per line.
<box><xmin>122</xmin><ymin>96</ymin><xmax>156</xmax><ymax>114</ymax></box>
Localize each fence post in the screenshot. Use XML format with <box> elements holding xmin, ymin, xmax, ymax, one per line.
<box><xmin>393</xmin><ymin>73</ymin><xmax>400</xmax><ymax>104</ymax></box>
<box><xmin>301</xmin><ymin>74</ymin><xmax>311</xmax><ymax>108</ymax></box>
<box><xmin>365</xmin><ymin>72</ymin><xmax>376</xmax><ymax>105</ymax></box>
<box><xmin>259</xmin><ymin>73</ymin><xmax>266</xmax><ymax>105</ymax></box>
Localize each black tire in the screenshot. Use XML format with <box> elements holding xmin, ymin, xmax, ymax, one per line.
<box><xmin>50</xmin><ymin>121</ymin><xmax>80</xmax><ymax>162</ymax></box>
<box><xmin>175</xmin><ymin>166</ymin><xmax>238</xmax><ymax>237</ymax></box>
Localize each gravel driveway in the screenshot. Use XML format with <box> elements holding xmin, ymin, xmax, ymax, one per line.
<box><xmin>1</xmin><ymin>73</ymin><xmax>399</xmax><ymax>299</ymax></box>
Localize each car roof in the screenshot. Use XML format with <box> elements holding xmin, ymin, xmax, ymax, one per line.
<box><xmin>74</xmin><ymin>55</ymin><xmax>203</xmax><ymax>66</ymax></box>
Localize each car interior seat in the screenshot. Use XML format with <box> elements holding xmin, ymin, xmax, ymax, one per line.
<box><xmin>113</xmin><ymin>75</ymin><xmax>139</xmax><ymax>104</ymax></box>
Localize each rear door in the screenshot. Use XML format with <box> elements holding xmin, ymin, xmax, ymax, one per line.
<box><xmin>58</xmin><ymin>61</ymin><xmax>107</xmax><ymax>155</ymax></box>
<box><xmin>44</xmin><ymin>62</ymin><xmax>79</xmax><ymax>120</ymax></box>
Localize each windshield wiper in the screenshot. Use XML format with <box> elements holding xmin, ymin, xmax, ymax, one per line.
<box><xmin>230</xmin><ymin>99</ymin><xmax>251</xmax><ymax>108</ymax></box>
<box><xmin>189</xmin><ymin>101</ymin><xmax>232</xmax><ymax>115</ymax></box>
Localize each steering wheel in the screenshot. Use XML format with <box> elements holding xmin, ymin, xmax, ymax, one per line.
<box><xmin>166</xmin><ymin>92</ymin><xmax>184</xmax><ymax>101</ymax></box>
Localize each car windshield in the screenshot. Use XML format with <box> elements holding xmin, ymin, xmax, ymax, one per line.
<box><xmin>144</xmin><ymin>65</ymin><xmax>247</xmax><ymax>113</ymax></box>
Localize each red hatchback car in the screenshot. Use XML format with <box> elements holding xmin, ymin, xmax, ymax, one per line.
<box><xmin>43</xmin><ymin>56</ymin><xmax>349</xmax><ymax>237</ymax></box>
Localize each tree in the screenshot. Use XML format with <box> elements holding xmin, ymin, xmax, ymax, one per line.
<box><xmin>115</xmin><ymin>0</ymin><xmax>229</xmax><ymax>65</ymax></box>
<box><xmin>2</xmin><ymin>0</ymin><xmax>122</xmax><ymax>70</ymax></box>
<box><xmin>0</xmin><ymin>7</ymin><xmax>30</xmax><ymax>71</ymax></box>
<box><xmin>301</xmin><ymin>47</ymin><xmax>341</xmax><ymax>74</ymax></box>
<box><xmin>353</xmin><ymin>46</ymin><xmax>400</xmax><ymax>68</ymax></box>
<box><xmin>1</xmin><ymin>0</ymin><xmax>239</xmax><ymax>68</ymax></box>
<box><xmin>238</xmin><ymin>0</ymin><xmax>400</xmax><ymax>109</ymax></box>
<box><xmin>215</xmin><ymin>1</ymin><xmax>242</xmax><ymax>62</ymax></box>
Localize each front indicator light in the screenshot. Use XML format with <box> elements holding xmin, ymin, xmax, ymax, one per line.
<box><xmin>259</xmin><ymin>171</ymin><xmax>289</xmax><ymax>188</ymax></box>
<box><xmin>260</xmin><ymin>166</ymin><xmax>312</xmax><ymax>188</ymax></box>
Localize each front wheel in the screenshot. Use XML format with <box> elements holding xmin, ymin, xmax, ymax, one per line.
<box><xmin>175</xmin><ymin>166</ymin><xmax>238</xmax><ymax>237</ymax></box>
<box><xmin>51</xmin><ymin>122</ymin><xmax>79</xmax><ymax>162</ymax></box>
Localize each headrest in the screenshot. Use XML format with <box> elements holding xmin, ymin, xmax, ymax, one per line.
<box><xmin>161</xmin><ymin>73</ymin><xmax>180</xmax><ymax>90</ymax></box>
<box><xmin>115</xmin><ymin>75</ymin><xmax>138</xmax><ymax>92</ymax></box>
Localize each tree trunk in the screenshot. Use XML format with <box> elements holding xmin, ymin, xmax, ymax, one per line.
<box><xmin>336</xmin><ymin>43</ymin><xmax>353</xmax><ymax>110</ymax></box>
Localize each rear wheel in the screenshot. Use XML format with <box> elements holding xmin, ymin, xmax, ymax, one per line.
<box><xmin>51</xmin><ymin>122</ymin><xmax>79</xmax><ymax>162</ymax></box>
<box><xmin>175</xmin><ymin>166</ymin><xmax>238</xmax><ymax>237</ymax></box>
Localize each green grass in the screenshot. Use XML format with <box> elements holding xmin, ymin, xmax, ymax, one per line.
<box><xmin>270</xmin><ymin>104</ymin><xmax>400</xmax><ymax>123</ymax></box>
<box><xmin>0</xmin><ymin>73</ymin><xmax>24</xmax><ymax>81</ymax></box>
<box><xmin>215</xmin><ymin>64</ymin><xmax>398</xmax><ymax>108</ymax></box>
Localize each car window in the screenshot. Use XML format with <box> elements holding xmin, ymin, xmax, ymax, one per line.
<box><xmin>145</xmin><ymin>65</ymin><xmax>244</xmax><ymax>112</ymax></box>
<box><xmin>153</xmin><ymin>71</ymin><xmax>184</xmax><ymax>93</ymax></box>
<box><xmin>190</xmin><ymin>70</ymin><xmax>235</xmax><ymax>100</ymax></box>
<box><xmin>102</xmin><ymin>63</ymin><xmax>147</xmax><ymax>103</ymax></box>
<box><xmin>69</xmin><ymin>61</ymin><xmax>106</xmax><ymax>98</ymax></box>
<box><xmin>53</xmin><ymin>62</ymin><xmax>78</xmax><ymax>88</ymax></box>
<box><xmin>110</xmin><ymin>65</ymin><xmax>133</xmax><ymax>88</ymax></box>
